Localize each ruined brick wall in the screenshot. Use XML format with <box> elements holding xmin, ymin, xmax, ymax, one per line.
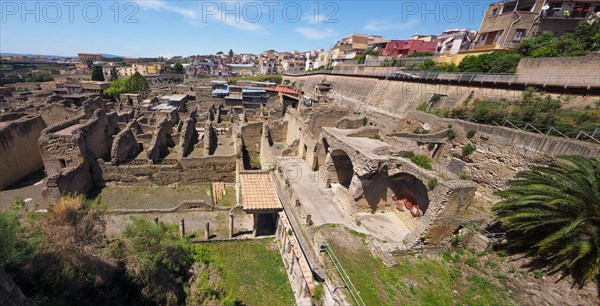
<box><xmin>79</xmin><ymin>110</ymin><xmax>119</xmax><ymax>161</ymax></box>
<box><xmin>203</xmin><ymin>122</ymin><xmax>218</xmax><ymax>156</ymax></box>
<box><xmin>99</xmin><ymin>155</ymin><xmax>236</xmax><ymax>185</ymax></box>
<box><xmin>0</xmin><ymin>115</ymin><xmax>47</xmax><ymax>190</ymax></box>
<box><xmin>240</xmin><ymin>121</ymin><xmax>263</xmax><ymax>157</ymax></box>
<box><xmin>146</xmin><ymin>119</ymin><xmax>169</xmax><ymax>162</ymax></box>
<box><xmin>40</xmin><ymin>103</ymin><xmax>81</xmax><ymax>126</ymax></box>
<box><xmin>267</xmin><ymin>120</ymin><xmax>287</xmax><ymax>143</ymax></box>
<box><xmin>111</xmin><ymin>122</ymin><xmax>141</xmax><ymax>165</ymax></box>
<box><xmin>178</xmin><ymin>118</ymin><xmax>198</xmax><ymax>158</ymax></box>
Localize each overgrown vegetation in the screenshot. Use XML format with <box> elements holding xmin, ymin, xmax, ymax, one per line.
<box><xmin>354</xmin><ymin>47</ymin><xmax>379</xmax><ymax>64</ymax></box>
<box><xmin>325</xmin><ymin>228</ymin><xmax>517</xmax><ymax>306</ymax></box>
<box><xmin>187</xmin><ymin>240</ymin><xmax>294</xmax><ymax>305</ymax></box>
<box><xmin>458</xmin><ymin>52</ymin><xmax>522</xmax><ymax>73</ymax></box>
<box><xmin>421</xmin><ymin>88</ymin><xmax>600</xmax><ymax>135</ymax></box>
<box><xmin>493</xmin><ymin>156</ymin><xmax>600</xmax><ymax>285</ymax></box>
<box><xmin>516</xmin><ymin>18</ymin><xmax>600</xmax><ymax>57</ymax></box>
<box><xmin>462</xmin><ymin>144</ymin><xmax>476</xmax><ymax>157</ymax></box>
<box><xmin>404</xmin><ymin>153</ymin><xmax>433</xmax><ymax>170</ymax></box>
<box><xmin>427</xmin><ymin>178</ymin><xmax>438</xmax><ymax>190</ymax></box>
<box><xmin>1</xmin><ymin>195</ymin><xmax>294</xmax><ymax>305</ymax></box>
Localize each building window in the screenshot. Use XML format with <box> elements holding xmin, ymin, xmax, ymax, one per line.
<box><xmin>59</xmin><ymin>159</ymin><xmax>67</xmax><ymax>168</ymax></box>
<box><xmin>514</xmin><ymin>29</ymin><xmax>526</xmax><ymax>40</ymax></box>
<box><xmin>492</xmin><ymin>8</ymin><xmax>498</xmax><ymax>15</ymax></box>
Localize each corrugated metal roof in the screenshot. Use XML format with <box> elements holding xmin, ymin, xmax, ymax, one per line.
<box><xmin>242</xmin><ymin>88</ymin><xmax>266</xmax><ymax>93</ymax></box>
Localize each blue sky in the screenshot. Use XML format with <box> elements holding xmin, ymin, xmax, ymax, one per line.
<box><xmin>1</xmin><ymin>0</ymin><xmax>495</xmax><ymax>57</ymax></box>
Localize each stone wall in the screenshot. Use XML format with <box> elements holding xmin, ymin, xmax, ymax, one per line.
<box><xmin>516</xmin><ymin>54</ymin><xmax>600</xmax><ymax>77</ymax></box>
<box><xmin>203</xmin><ymin>122</ymin><xmax>218</xmax><ymax>156</ymax></box>
<box><xmin>39</xmin><ymin>110</ymin><xmax>120</xmax><ymax>199</ymax></box>
<box><xmin>99</xmin><ymin>155</ymin><xmax>237</xmax><ymax>185</ymax></box>
<box><xmin>79</xmin><ymin>110</ymin><xmax>119</xmax><ymax>161</ymax></box>
<box><xmin>0</xmin><ymin>267</ymin><xmax>36</xmax><ymax>306</ymax></box>
<box><xmin>146</xmin><ymin>119</ymin><xmax>169</xmax><ymax>162</ymax></box>
<box><xmin>407</xmin><ymin>111</ymin><xmax>600</xmax><ymax>157</ymax></box>
<box><xmin>178</xmin><ymin>118</ymin><xmax>198</xmax><ymax>158</ymax></box>
<box><xmin>111</xmin><ymin>121</ymin><xmax>141</xmax><ymax>165</ymax></box>
<box><xmin>240</xmin><ymin>122</ymin><xmax>263</xmax><ymax>169</ymax></box>
<box><xmin>0</xmin><ymin>114</ymin><xmax>47</xmax><ymax>190</ymax></box>
<box><xmin>40</xmin><ymin>103</ymin><xmax>81</xmax><ymax>126</ymax></box>
<box><xmin>285</xmin><ymin>74</ymin><xmax>598</xmax><ymax>118</ymax></box>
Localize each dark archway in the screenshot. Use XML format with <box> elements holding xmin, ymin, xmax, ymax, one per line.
<box><xmin>388</xmin><ymin>173</ymin><xmax>430</xmax><ymax>215</ymax></box>
<box><xmin>329</xmin><ymin>149</ymin><xmax>354</xmax><ymax>189</ymax></box>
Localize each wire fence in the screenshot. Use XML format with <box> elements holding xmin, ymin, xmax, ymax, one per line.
<box><xmin>284</xmin><ymin>70</ymin><xmax>600</xmax><ymax>90</ymax></box>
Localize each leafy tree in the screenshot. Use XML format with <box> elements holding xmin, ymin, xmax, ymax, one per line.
<box><xmin>125</xmin><ymin>71</ymin><xmax>149</xmax><ymax>93</ymax></box>
<box><xmin>91</xmin><ymin>65</ymin><xmax>105</xmax><ymax>81</ymax></box>
<box><xmin>493</xmin><ymin>156</ymin><xmax>600</xmax><ymax>284</ymax></box>
<box><xmin>109</xmin><ymin>67</ymin><xmax>119</xmax><ymax>81</ymax></box>
<box><xmin>228</xmin><ymin>49</ymin><xmax>234</xmax><ymax>58</ymax></box>
<box><xmin>173</xmin><ymin>62</ymin><xmax>183</xmax><ymax>73</ymax></box>
<box><xmin>104</xmin><ymin>77</ymin><xmax>128</xmax><ymax>99</ymax></box>
<box><xmin>574</xmin><ymin>17</ymin><xmax>600</xmax><ymax>51</ymax></box>
<box><xmin>216</xmin><ymin>51</ymin><xmax>224</xmax><ymax>55</ymax></box>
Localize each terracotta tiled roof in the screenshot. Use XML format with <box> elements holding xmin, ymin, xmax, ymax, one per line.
<box><xmin>264</xmin><ymin>86</ymin><xmax>298</xmax><ymax>95</ymax></box>
<box><xmin>240</xmin><ymin>172</ymin><xmax>282</xmax><ymax>211</ymax></box>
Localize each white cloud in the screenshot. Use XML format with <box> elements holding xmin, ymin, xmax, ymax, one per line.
<box><xmin>362</xmin><ymin>19</ymin><xmax>421</xmax><ymax>32</ymax></box>
<box><xmin>295</xmin><ymin>28</ymin><xmax>338</xmax><ymax>40</ymax></box>
<box><xmin>134</xmin><ymin>0</ymin><xmax>262</xmax><ymax>31</ymax></box>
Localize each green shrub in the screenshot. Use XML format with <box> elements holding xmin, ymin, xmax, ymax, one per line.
<box><xmin>250</xmin><ymin>156</ymin><xmax>261</xmax><ymax>169</ymax></box>
<box><xmin>409</xmin><ymin>154</ymin><xmax>433</xmax><ymax>170</ymax></box>
<box><xmin>427</xmin><ymin>178</ymin><xmax>438</xmax><ymax>190</ymax></box>
<box><xmin>462</xmin><ymin>144</ymin><xmax>476</xmax><ymax>157</ymax></box>
<box><xmin>417</xmin><ymin>101</ymin><xmax>429</xmax><ymax>111</ymax></box>
<box><xmin>362</xmin><ymin>117</ymin><xmax>368</xmax><ymax>126</ymax></box>
<box><xmin>447</xmin><ymin>128</ymin><xmax>456</xmax><ymax>140</ymax></box>
<box><xmin>467</xmin><ymin>130</ymin><xmax>477</xmax><ymax>138</ymax></box>
<box><xmin>313</xmin><ymin>283</ymin><xmax>324</xmax><ymax>300</ymax></box>
<box><xmin>412</xmin><ymin>127</ymin><xmax>429</xmax><ymax>134</ymax></box>
<box><xmin>370</xmin><ymin>134</ymin><xmax>383</xmax><ymax>141</ymax></box>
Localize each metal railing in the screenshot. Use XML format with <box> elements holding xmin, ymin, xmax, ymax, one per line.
<box><xmin>454</xmin><ymin>116</ymin><xmax>600</xmax><ymax>144</ymax></box>
<box><xmin>320</xmin><ymin>242</ymin><xmax>366</xmax><ymax>306</ymax></box>
<box><xmin>284</xmin><ymin>70</ymin><xmax>600</xmax><ymax>90</ymax></box>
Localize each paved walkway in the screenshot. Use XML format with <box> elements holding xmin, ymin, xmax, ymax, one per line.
<box><xmin>278</xmin><ymin>157</ymin><xmax>411</xmax><ymax>243</ymax></box>
<box><xmin>279</xmin><ymin>157</ymin><xmax>357</xmax><ymax>229</ymax></box>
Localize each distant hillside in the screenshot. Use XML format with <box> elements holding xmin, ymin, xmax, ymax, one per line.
<box><xmin>0</xmin><ymin>52</ymin><xmax>123</xmax><ymax>59</ymax></box>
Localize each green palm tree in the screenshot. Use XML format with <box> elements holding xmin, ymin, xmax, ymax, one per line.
<box><xmin>493</xmin><ymin>155</ymin><xmax>600</xmax><ymax>284</ymax></box>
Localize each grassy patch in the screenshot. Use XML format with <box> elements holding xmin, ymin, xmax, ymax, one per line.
<box><xmin>216</xmin><ymin>185</ymin><xmax>237</xmax><ymax>207</ymax></box>
<box><xmin>99</xmin><ymin>185</ymin><xmax>212</xmax><ymax>210</ymax></box>
<box><xmin>189</xmin><ymin>239</ymin><xmax>294</xmax><ymax>306</ymax></box>
<box><xmin>325</xmin><ymin>228</ymin><xmax>516</xmax><ymax>306</ymax></box>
